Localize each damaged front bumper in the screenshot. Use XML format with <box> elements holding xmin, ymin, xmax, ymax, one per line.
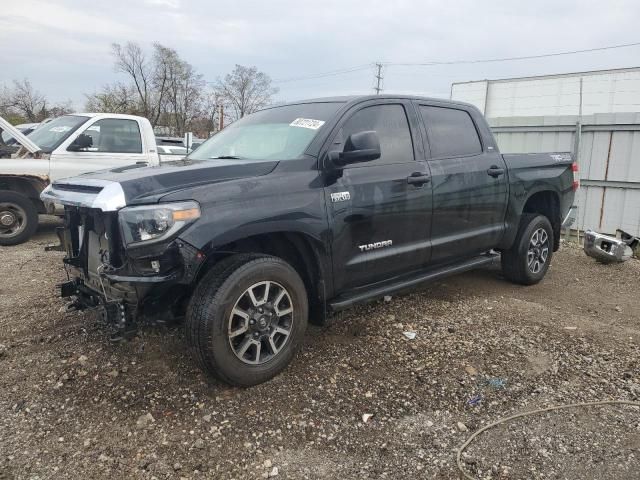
<box><xmin>41</xmin><ymin>179</ymin><xmax>209</xmax><ymax>340</ymax></box>
<box><xmin>584</xmin><ymin>229</ymin><xmax>639</xmax><ymax>264</ymax></box>
<box><xmin>59</xmin><ymin>236</ymin><xmax>206</xmax><ymax>340</ymax></box>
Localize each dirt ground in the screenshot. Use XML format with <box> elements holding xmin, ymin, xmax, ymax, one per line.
<box><xmin>1</xmin><ymin>217</ymin><xmax>639</xmax><ymax>480</ymax></box>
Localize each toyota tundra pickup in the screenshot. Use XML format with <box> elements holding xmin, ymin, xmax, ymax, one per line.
<box><xmin>41</xmin><ymin>95</ymin><xmax>578</xmax><ymax>386</ymax></box>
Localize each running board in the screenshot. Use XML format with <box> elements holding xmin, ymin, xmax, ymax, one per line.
<box><xmin>329</xmin><ymin>253</ymin><xmax>498</xmax><ymax>311</ymax></box>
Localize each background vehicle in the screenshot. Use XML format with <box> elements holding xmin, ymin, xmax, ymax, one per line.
<box><xmin>0</xmin><ymin>122</ymin><xmax>41</xmax><ymax>158</ymax></box>
<box><xmin>157</xmin><ymin>145</ymin><xmax>188</xmax><ymax>156</ymax></box>
<box><xmin>1</xmin><ymin>122</ymin><xmax>40</xmax><ymax>143</ymax></box>
<box><xmin>42</xmin><ymin>95</ymin><xmax>577</xmax><ymax>386</ymax></box>
<box><xmin>156</xmin><ymin>136</ymin><xmax>204</xmax><ymax>153</ymax></box>
<box><xmin>0</xmin><ymin>114</ymin><xmax>185</xmax><ymax>245</ymax></box>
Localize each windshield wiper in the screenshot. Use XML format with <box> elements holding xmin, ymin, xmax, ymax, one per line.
<box><xmin>209</xmin><ymin>155</ymin><xmax>243</xmax><ymax>159</ymax></box>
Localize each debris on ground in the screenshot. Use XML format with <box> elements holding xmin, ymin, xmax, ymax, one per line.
<box><xmin>1</xmin><ymin>222</ymin><xmax>639</xmax><ymax>478</ymax></box>
<box><xmin>483</xmin><ymin>377</ymin><xmax>507</xmax><ymax>390</ymax></box>
<box><xmin>584</xmin><ymin>229</ymin><xmax>639</xmax><ymax>263</ymax></box>
<box><xmin>361</xmin><ymin>413</ymin><xmax>374</xmax><ymax>423</ymax></box>
<box><xmin>467</xmin><ymin>394</ymin><xmax>483</xmax><ymax>407</ymax></box>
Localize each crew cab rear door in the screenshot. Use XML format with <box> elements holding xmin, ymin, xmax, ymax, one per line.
<box><xmin>323</xmin><ymin>99</ymin><xmax>433</xmax><ymax>292</ymax></box>
<box><xmin>415</xmin><ymin>101</ymin><xmax>508</xmax><ymax>264</ymax></box>
<box><xmin>49</xmin><ymin>117</ymin><xmax>149</xmax><ymax>181</ymax></box>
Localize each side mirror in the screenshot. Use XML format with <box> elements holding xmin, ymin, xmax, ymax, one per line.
<box><xmin>329</xmin><ymin>131</ymin><xmax>381</xmax><ymax>167</ymax></box>
<box><xmin>68</xmin><ymin>133</ymin><xmax>93</xmax><ymax>151</ymax></box>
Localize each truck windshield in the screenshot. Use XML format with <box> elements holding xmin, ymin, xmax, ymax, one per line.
<box><xmin>189</xmin><ymin>102</ymin><xmax>342</xmax><ymax>161</ymax></box>
<box><xmin>27</xmin><ymin>115</ymin><xmax>88</xmax><ymax>153</ymax></box>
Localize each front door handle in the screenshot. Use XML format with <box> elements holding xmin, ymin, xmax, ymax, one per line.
<box><xmin>487</xmin><ymin>165</ymin><xmax>505</xmax><ymax>178</ymax></box>
<box><xmin>407</xmin><ymin>173</ymin><xmax>431</xmax><ymax>186</ymax></box>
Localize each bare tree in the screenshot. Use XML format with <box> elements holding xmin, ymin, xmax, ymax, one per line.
<box><xmin>201</xmin><ymin>91</ymin><xmax>221</xmax><ymax>135</ymax></box>
<box><xmin>6</xmin><ymin>79</ymin><xmax>47</xmax><ymax>122</ymax></box>
<box><xmin>105</xmin><ymin>42</ymin><xmax>206</xmax><ymax>134</ymax></box>
<box><xmin>0</xmin><ymin>79</ymin><xmax>72</xmax><ymax>123</ymax></box>
<box><xmin>47</xmin><ymin>100</ymin><xmax>74</xmax><ymax>119</ymax></box>
<box><xmin>155</xmin><ymin>44</ymin><xmax>205</xmax><ymax>136</ymax></box>
<box><xmin>85</xmin><ymin>83</ymin><xmax>139</xmax><ymax>114</ymax></box>
<box><xmin>216</xmin><ymin>65</ymin><xmax>278</xmax><ymax>121</ymax></box>
<box><xmin>111</xmin><ymin>42</ymin><xmax>172</xmax><ymax>126</ymax></box>
<box><xmin>88</xmin><ymin>44</ymin><xmax>277</xmax><ymax>136</ymax></box>
<box><xmin>0</xmin><ymin>85</ymin><xmax>13</xmax><ymax>118</ymax></box>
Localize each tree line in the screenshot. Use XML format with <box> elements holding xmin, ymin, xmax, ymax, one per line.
<box><xmin>0</xmin><ymin>79</ymin><xmax>73</xmax><ymax>124</ymax></box>
<box><xmin>1</xmin><ymin>41</ymin><xmax>279</xmax><ymax>138</ymax></box>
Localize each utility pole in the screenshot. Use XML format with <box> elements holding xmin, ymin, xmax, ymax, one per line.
<box><xmin>218</xmin><ymin>104</ymin><xmax>224</xmax><ymax>131</ymax></box>
<box><xmin>374</xmin><ymin>62</ymin><xmax>384</xmax><ymax>95</ymax></box>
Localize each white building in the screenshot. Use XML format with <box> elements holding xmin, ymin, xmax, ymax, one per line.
<box><xmin>451</xmin><ymin>66</ymin><xmax>640</xmax><ymax>117</ymax></box>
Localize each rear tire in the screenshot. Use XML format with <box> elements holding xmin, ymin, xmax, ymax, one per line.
<box><xmin>186</xmin><ymin>254</ymin><xmax>308</xmax><ymax>386</ymax></box>
<box><xmin>0</xmin><ymin>191</ymin><xmax>39</xmax><ymax>246</ymax></box>
<box><xmin>501</xmin><ymin>214</ymin><xmax>554</xmax><ymax>285</ymax></box>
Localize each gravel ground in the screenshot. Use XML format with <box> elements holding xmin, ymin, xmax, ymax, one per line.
<box><xmin>1</xmin><ymin>217</ymin><xmax>639</xmax><ymax>479</ymax></box>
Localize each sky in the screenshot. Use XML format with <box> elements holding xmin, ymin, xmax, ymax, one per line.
<box><xmin>2</xmin><ymin>0</ymin><xmax>640</xmax><ymax>110</ymax></box>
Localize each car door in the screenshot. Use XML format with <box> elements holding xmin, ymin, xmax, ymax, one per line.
<box><xmin>323</xmin><ymin>100</ymin><xmax>433</xmax><ymax>292</ymax></box>
<box><xmin>416</xmin><ymin>102</ymin><xmax>508</xmax><ymax>264</ymax></box>
<box><xmin>50</xmin><ymin>117</ymin><xmax>149</xmax><ymax>181</ymax></box>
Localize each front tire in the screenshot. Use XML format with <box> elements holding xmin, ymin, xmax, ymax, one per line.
<box><xmin>186</xmin><ymin>254</ymin><xmax>308</xmax><ymax>386</ymax></box>
<box><xmin>0</xmin><ymin>191</ymin><xmax>39</xmax><ymax>246</ymax></box>
<box><xmin>501</xmin><ymin>214</ymin><xmax>554</xmax><ymax>285</ymax></box>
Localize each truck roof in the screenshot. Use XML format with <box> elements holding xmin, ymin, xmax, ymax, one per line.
<box><xmin>267</xmin><ymin>94</ymin><xmax>477</xmax><ymax>111</ymax></box>
<box><xmin>73</xmin><ymin>113</ymin><xmax>152</xmax><ymax>121</ymax></box>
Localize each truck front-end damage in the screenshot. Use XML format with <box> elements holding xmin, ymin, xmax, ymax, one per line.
<box><xmin>41</xmin><ymin>179</ymin><xmax>205</xmax><ymax>340</ymax></box>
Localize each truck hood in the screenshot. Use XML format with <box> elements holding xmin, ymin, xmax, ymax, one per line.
<box><xmin>0</xmin><ymin>116</ymin><xmax>41</xmax><ymax>154</ymax></box>
<box><xmin>40</xmin><ymin>158</ymin><xmax>279</xmax><ymax>211</ymax></box>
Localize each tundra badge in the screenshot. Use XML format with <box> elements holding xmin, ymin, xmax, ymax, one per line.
<box><xmin>358</xmin><ymin>240</ymin><xmax>393</xmax><ymax>252</ymax></box>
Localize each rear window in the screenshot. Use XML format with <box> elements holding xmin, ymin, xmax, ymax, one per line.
<box><xmin>419</xmin><ymin>106</ymin><xmax>482</xmax><ymax>158</ymax></box>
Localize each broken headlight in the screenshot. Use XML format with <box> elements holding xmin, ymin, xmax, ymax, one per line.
<box><xmin>118</xmin><ymin>201</ymin><xmax>201</xmax><ymax>247</ymax></box>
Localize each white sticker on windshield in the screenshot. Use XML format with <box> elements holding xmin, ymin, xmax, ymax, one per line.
<box><xmin>50</xmin><ymin>126</ymin><xmax>71</xmax><ymax>133</ymax></box>
<box><xmin>290</xmin><ymin>118</ymin><xmax>325</xmax><ymax>130</ymax></box>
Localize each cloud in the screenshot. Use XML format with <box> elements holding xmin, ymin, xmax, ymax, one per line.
<box><xmin>145</xmin><ymin>0</ymin><xmax>181</xmax><ymax>8</ymax></box>
<box><xmin>1</xmin><ymin>0</ymin><xmax>639</xmax><ymax>107</ymax></box>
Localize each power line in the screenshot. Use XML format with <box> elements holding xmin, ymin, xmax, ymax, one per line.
<box><xmin>384</xmin><ymin>41</ymin><xmax>640</xmax><ymax>66</ymax></box>
<box><xmin>269</xmin><ymin>41</ymin><xmax>640</xmax><ymax>85</ymax></box>
<box><xmin>272</xmin><ymin>64</ymin><xmax>372</xmax><ymax>84</ymax></box>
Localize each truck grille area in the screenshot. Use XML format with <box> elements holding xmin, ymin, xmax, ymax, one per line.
<box><xmin>54</xmin><ymin>183</ymin><xmax>104</xmax><ymax>194</ymax></box>
<box><xmin>63</xmin><ymin>208</ymin><xmax>123</xmax><ymax>279</ymax></box>
<box><xmin>58</xmin><ymin>205</ymin><xmax>204</xmax><ymax>340</ymax></box>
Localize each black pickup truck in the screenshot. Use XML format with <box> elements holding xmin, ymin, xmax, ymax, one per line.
<box><xmin>41</xmin><ymin>95</ymin><xmax>578</xmax><ymax>386</ymax></box>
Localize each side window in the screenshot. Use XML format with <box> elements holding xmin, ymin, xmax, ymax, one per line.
<box><xmin>83</xmin><ymin>125</ymin><xmax>101</xmax><ymax>150</ymax></box>
<box><xmin>420</xmin><ymin>106</ymin><xmax>482</xmax><ymax>158</ymax></box>
<box><xmin>337</xmin><ymin>104</ymin><xmax>414</xmax><ymax>165</ymax></box>
<box><xmin>82</xmin><ymin>119</ymin><xmax>142</xmax><ymax>154</ymax></box>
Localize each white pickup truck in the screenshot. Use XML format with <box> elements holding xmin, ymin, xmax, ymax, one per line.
<box><xmin>0</xmin><ymin>113</ymin><xmax>182</xmax><ymax>245</ymax></box>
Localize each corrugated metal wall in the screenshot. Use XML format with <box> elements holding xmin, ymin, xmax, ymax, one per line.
<box><xmin>490</xmin><ymin>113</ymin><xmax>640</xmax><ymax>236</ymax></box>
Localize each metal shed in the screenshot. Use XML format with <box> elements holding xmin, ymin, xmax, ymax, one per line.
<box><xmin>451</xmin><ymin>67</ymin><xmax>640</xmax><ymax>236</ymax></box>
